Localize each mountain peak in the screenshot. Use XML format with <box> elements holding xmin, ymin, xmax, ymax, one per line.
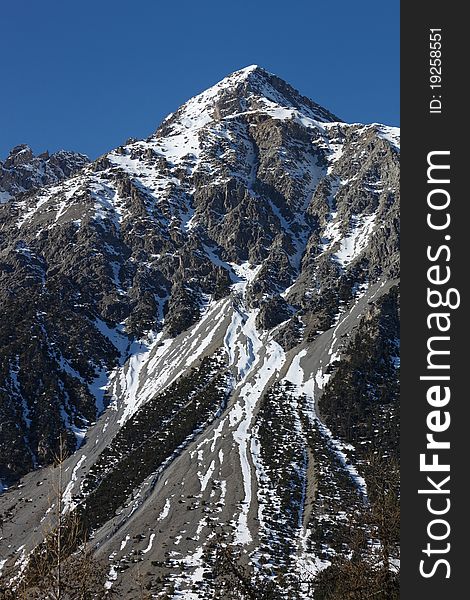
<box><xmin>228</xmin><ymin>63</ymin><xmax>264</xmax><ymax>77</ymax></box>
<box><xmin>0</xmin><ymin>60</ymin><xmax>399</xmax><ymax>596</ymax></box>
<box><xmin>4</xmin><ymin>144</ymin><xmax>34</xmax><ymax>168</ymax></box>
<box><xmin>156</xmin><ymin>66</ymin><xmax>341</xmax><ymax>142</ymax></box>
<box><xmin>219</xmin><ymin>64</ymin><xmax>271</xmax><ymax>84</ymax></box>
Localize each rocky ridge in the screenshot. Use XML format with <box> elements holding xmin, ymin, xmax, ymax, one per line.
<box><xmin>0</xmin><ymin>144</ymin><xmax>89</xmax><ymax>202</ymax></box>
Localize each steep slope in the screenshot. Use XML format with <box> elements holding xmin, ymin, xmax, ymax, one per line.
<box><xmin>0</xmin><ymin>66</ymin><xmax>399</xmax><ymax>598</ymax></box>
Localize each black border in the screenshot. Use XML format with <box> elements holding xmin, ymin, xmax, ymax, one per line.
<box><xmin>401</xmin><ymin>3</ymin><xmax>466</xmax><ymax>596</ymax></box>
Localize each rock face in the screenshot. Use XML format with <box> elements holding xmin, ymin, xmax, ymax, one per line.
<box><xmin>0</xmin><ymin>66</ymin><xmax>399</xmax><ymax>597</ymax></box>
<box><xmin>0</xmin><ymin>144</ymin><xmax>89</xmax><ymax>201</ymax></box>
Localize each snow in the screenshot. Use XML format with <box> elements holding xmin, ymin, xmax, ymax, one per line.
<box><xmin>52</xmin><ymin>180</ymin><xmax>84</xmax><ymax>223</ymax></box>
<box><xmin>333</xmin><ymin>213</ymin><xmax>377</xmax><ymax>266</ymax></box>
<box><xmin>257</xmin><ymin>99</ymin><xmax>296</xmax><ymax>122</ymax></box>
<box><xmin>62</xmin><ymin>454</ymin><xmax>86</xmax><ymax>512</ymax></box>
<box><xmin>9</xmin><ymin>545</ymin><xmax>28</xmax><ymax>585</ymax></box>
<box><xmin>315</xmin><ymin>367</ymin><xmax>332</xmax><ymax>390</ymax></box>
<box><xmin>93</xmin><ymin>318</ymin><xmax>129</xmax><ymax>361</ymax></box>
<box><xmin>120</xmin><ymin>535</ymin><xmax>130</xmax><ymax>551</ymax></box>
<box><xmin>198</xmin><ymin>460</ymin><xmax>216</xmax><ymax>493</ymax></box>
<box><xmin>112</xmin><ymin>294</ymin><xmax>231</xmax><ymax>427</ymax></box>
<box><xmin>181</xmin><ymin>204</ymin><xmax>196</xmax><ymax>231</ymax></box>
<box><xmin>320</xmin><ymin>210</ymin><xmax>378</xmax><ymax>267</ymax></box>
<box><xmin>224</xmin><ymin>309</ymin><xmax>257</xmax><ymax>381</ymax></box>
<box><xmin>320</xmin><ymin>211</ymin><xmax>341</xmax><ymax>250</ymax></box>
<box><xmin>88</xmin><ymin>367</ymin><xmax>110</xmax><ymax>415</ymax></box>
<box><xmin>157</xmin><ymin>498</ymin><xmax>171</xmax><ymax>521</ymax></box>
<box><xmin>172</xmin><ymin>536</ymin><xmax>213</xmax><ymax>599</ymax></box>
<box><xmin>16</xmin><ymin>188</ymin><xmax>55</xmax><ymax>228</ymax></box>
<box><xmin>219</xmin><ymin>479</ymin><xmax>227</xmax><ymax>504</ymax></box>
<box><xmin>57</xmin><ymin>353</ymin><xmax>84</xmax><ymax>382</ymax></box>
<box><xmin>197</xmin><ymin>418</ymin><xmax>226</xmax><ymax>453</ymax></box>
<box><xmin>156</xmin><ymin>123</ymin><xmax>202</xmax><ymax>167</ymax></box>
<box><xmin>59</xmin><ymin>407</ymin><xmax>87</xmax><ymax>449</ymax></box>
<box><xmin>232</xmin><ymin>337</ymin><xmax>286</xmax><ymax>545</ymax></box>
<box><xmin>200</xmin><ymin>260</ymin><xmax>295</xmax><ymax>546</ymax></box>
<box><xmin>228</xmin><ymin>402</ymin><xmax>243</xmax><ymax>427</ymax></box>
<box><xmin>116</xmin><ymin>339</ymin><xmax>154</xmax><ymax>426</ymax></box>
<box><xmin>100</xmin><ymin>62</ymin><xmax>338</xmax><ymax>244</ymax></box>
<box><xmin>314</xmin><ymin>417</ymin><xmax>368</xmax><ymax>499</ymax></box>
<box><xmin>376</xmin><ymin>125</ymin><xmax>400</xmax><ymax>150</ymax></box>
<box><xmin>250</xmin><ymin>428</ymin><xmax>286</xmax><ymax>560</ymax></box>
<box><xmin>104</xmin><ymin>564</ymin><xmax>118</xmax><ymax>590</ymax></box>
<box><xmin>183</xmin><ymin>300</ymin><xmax>225</xmax><ymax>367</ymax></box>
<box><xmin>0</xmin><ymin>66</ymin><xmax>399</xmax><ymax>593</ymax></box>
<box><xmin>142</xmin><ymin>533</ymin><xmax>156</xmax><ymax>554</ymax></box>
<box><xmin>327</xmin><ymin>143</ymin><xmax>345</xmax><ymax>174</ymax></box>
<box><xmin>284</xmin><ymin>338</ymin><xmax>369</xmax><ymax>501</ymax></box>
<box><xmin>284</xmin><ymin>349</ymin><xmax>309</xmax><ymax>387</ymax></box>
<box><xmin>295</xmin><ymin>552</ymin><xmax>331</xmax><ymax>584</ymax></box>
<box><xmin>89</xmin><ymin>179</ymin><xmax>124</xmax><ymax>229</ymax></box>
<box><xmin>266</xmin><ymin>198</ymin><xmax>309</xmax><ymax>270</ymax></box>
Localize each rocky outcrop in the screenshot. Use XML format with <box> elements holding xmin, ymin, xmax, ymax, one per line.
<box><xmin>0</xmin><ymin>144</ymin><xmax>89</xmax><ymax>201</ymax></box>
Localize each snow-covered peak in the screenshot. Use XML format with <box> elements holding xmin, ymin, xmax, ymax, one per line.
<box><xmin>224</xmin><ymin>64</ymin><xmax>264</xmax><ymax>80</ymax></box>
<box><xmin>156</xmin><ymin>65</ymin><xmax>340</xmax><ymax>143</ymax></box>
<box><xmin>210</xmin><ymin>64</ymin><xmax>279</xmax><ymax>91</ymax></box>
<box><xmin>106</xmin><ymin>66</ymin><xmax>336</xmax><ymax>182</ymax></box>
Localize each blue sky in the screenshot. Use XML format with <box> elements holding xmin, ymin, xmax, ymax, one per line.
<box><xmin>1</xmin><ymin>0</ymin><xmax>399</xmax><ymax>159</ymax></box>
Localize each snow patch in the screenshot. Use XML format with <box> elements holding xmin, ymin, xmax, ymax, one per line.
<box><xmin>333</xmin><ymin>213</ymin><xmax>377</xmax><ymax>266</ymax></box>
<box><xmin>142</xmin><ymin>533</ymin><xmax>156</xmax><ymax>554</ymax></box>
<box><xmin>157</xmin><ymin>498</ymin><xmax>171</xmax><ymax>521</ymax></box>
<box><xmin>62</xmin><ymin>454</ymin><xmax>86</xmax><ymax>512</ymax></box>
<box><xmin>376</xmin><ymin>125</ymin><xmax>400</xmax><ymax>150</ymax></box>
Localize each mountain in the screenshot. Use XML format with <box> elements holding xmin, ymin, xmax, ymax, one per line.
<box><xmin>0</xmin><ymin>66</ymin><xmax>399</xmax><ymax>598</ymax></box>
<box><xmin>0</xmin><ymin>144</ymin><xmax>89</xmax><ymax>202</ymax></box>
